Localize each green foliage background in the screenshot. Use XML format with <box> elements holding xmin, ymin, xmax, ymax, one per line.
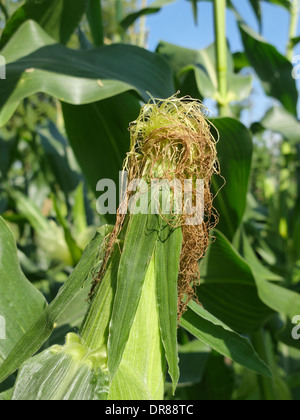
<box><xmin>0</xmin><ymin>0</ymin><xmax>299</xmax><ymax>401</ymax></box>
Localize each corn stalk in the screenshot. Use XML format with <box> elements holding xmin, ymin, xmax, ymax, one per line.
<box><xmin>287</xmin><ymin>0</ymin><xmax>299</xmax><ymax>61</ymax></box>
<box><xmin>214</xmin><ymin>0</ymin><xmax>229</xmax><ymax>116</ymax></box>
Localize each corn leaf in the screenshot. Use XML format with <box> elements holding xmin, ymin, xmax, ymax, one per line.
<box><xmin>120</xmin><ymin>0</ymin><xmax>178</xmax><ymax>30</ymax></box>
<box><xmin>108</xmin><ymin>212</ymin><xmax>161</xmax><ymax>379</ymax></box>
<box><xmin>177</xmin><ymin>340</ymin><xmax>210</xmax><ymax>385</ymax></box>
<box><xmin>80</xmin><ymin>246</ymin><xmax>121</xmax><ymax>352</ymax></box>
<box><xmin>86</xmin><ymin>0</ymin><xmax>104</xmax><ymax>46</ymax></box>
<box><xmin>109</xmin><ymin>254</ymin><xmax>165</xmax><ymax>400</ymax></box>
<box><xmin>0</xmin><ymin>20</ymin><xmax>174</xmax><ymax>127</ymax></box>
<box><xmin>198</xmin><ymin>230</ymin><xmax>274</xmax><ymax>333</ymax></box>
<box><xmin>0</xmin><ymin>225</ymin><xmax>112</xmax><ymax>383</ymax></box>
<box><xmin>258</xmin><ymin>106</ymin><xmax>300</xmax><ymax>145</ymax></box>
<box><xmin>211</xmin><ymin>118</ymin><xmax>253</xmax><ymax>241</ymax></box>
<box><xmin>239</xmin><ymin>22</ymin><xmax>298</xmax><ymax>116</ymax></box>
<box><xmin>180</xmin><ymin>300</ymin><xmax>272</xmax><ymax>378</ymax></box>
<box><xmin>157</xmin><ymin>41</ymin><xmax>253</xmax><ymax>104</ymax></box>
<box><xmin>155</xmin><ymin>222</ymin><xmax>182</xmax><ymax>393</ymax></box>
<box><xmin>61</xmin><ymin>93</ymin><xmax>141</xmax><ymax>214</ymax></box>
<box><xmin>12</xmin><ymin>349</ymin><xmax>109</xmax><ymax>400</ymax></box>
<box><xmin>38</xmin><ymin>122</ymin><xmax>82</xmax><ymax>196</ymax></box>
<box><xmin>0</xmin><ymin>217</ymin><xmax>46</xmax><ymax>364</ymax></box>
<box><xmin>241</xmin><ymin>230</ymin><xmax>300</xmax><ymax>321</ymax></box>
<box><xmin>0</xmin><ymin>0</ymin><xmax>88</xmax><ymax>48</ymax></box>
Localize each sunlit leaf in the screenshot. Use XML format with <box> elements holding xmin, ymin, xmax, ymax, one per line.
<box><xmin>0</xmin><ymin>20</ymin><xmax>174</xmax><ymax>126</ymax></box>
<box><xmin>180</xmin><ymin>300</ymin><xmax>272</xmax><ymax>377</ymax></box>
<box><xmin>0</xmin><ymin>0</ymin><xmax>88</xmax><ymax>48</ymax></box>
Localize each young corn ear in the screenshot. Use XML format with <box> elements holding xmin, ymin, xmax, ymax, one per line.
<box><xmin>85</xmin><ymin>94</ymin><xmax>220</xmax><ymax>397</ymax></box>
<box><xmin>92</xmin><ymin>94</ymin><xmax>220</xmax><ymax>316</ymax></box>
<box><xmin>11</xmin><ymin>95</ymin><xmax>219</xmax><ymax>400</ymax></box>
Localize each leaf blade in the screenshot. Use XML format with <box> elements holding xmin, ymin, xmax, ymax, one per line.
<box><xmin>180</xmin><ymin>301</ymin><xmax>272</xmax><ymax>378</ymax></box>
<box><xmin>0</xmin><ymin>21</ymin><xmax>174</xmax><ymax>126</ymax></box>
<box><xmin>0</xmin><ymin>217</ymin><xmax>46</xmax><ymax>364</ymax></box>
<box><xmin>108</xmin><ymin>212</ymin><xmax>161</xmax><ymax>379</ymax></box>
<box><xmin>0</xmin><ymin>225</ymin><xmax>112</xmax><ymax>383</ymax></box>
<box><xmin>155</xmin><ymin>222</ymin><xmax>182</xmax><ymax>393</ymax></box>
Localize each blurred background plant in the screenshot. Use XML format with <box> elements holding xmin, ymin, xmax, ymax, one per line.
<box><xmin>0</xmin><ymin>0</ymin><xmax>299</xmax><ymax>401</ymax></box>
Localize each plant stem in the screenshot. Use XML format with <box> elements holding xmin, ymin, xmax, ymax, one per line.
<box><xmin>252</xmin><ymin>329</ymin><xmax>276</xmax><ymax>401</ymax></box>
<box><xmin>115</xmin><ymin>0</ymin><xmax>125</xmax><ymax>42</ymax></box>
<box><xmin>87</xmin><ymin>0</ymin><xmax>104</xmax><ymax>46</ymax></box>
<box><xmin>213</xmin><ymin>0</ymin><xmax>229</xmax><ymax>116</ymax></box>
<box><xmin>0</xmin><ymin>0</ymin><xmax>8</xmax><ymax>21</ymax></box>
<box><xmin>296</xmin><ymin>144</ymin><xmax>300</xmax><ymax>198</ymax></box>
<box><xmin>115</xmin><ymin>0</ymin><xmax>124</xmax><ymax>22</ymax></box>
<box><xmin>287</xmin><ymin>0</ymin><xmax>299</xmax><ymax>61</ymax></box>
<box><xmin>138</xmin><ymin>0</ymin><xmax>148</xmax><ymax>47</ymax></box>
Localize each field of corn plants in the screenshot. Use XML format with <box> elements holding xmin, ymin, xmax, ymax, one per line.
<box><xmin>0</xmin><ymin>0</ymin><xmax>299</xmax><ymax>402</ymax></box>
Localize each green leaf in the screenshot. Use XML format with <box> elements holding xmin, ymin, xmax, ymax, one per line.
<box><xmin>292</xmin><ymin>204</ymin><xmax>300</xmax><ymax>264</ymax></box>
<box><xmin>80</xmin><ymin>244</ymin><xmax>121</xmax><ymax>352</ymax></box>
<box><xmin>198</xmin><ymin>230</ymin><xmax>274</xmax><ymax>333</ymax></box>
<box><xmin>0</xmin><ymin>0</ymin><xmax>88</xmax><ymax>48</ymax></box>
<box><xmin>12</xmin><ymin>335</ymin><xmax>109</xmax><ymax>400</ymax></box>
<box><xmin>211</xmin><ymin>118</ymin><xmax>253</xmax><ymax>241</ymax></box>
<box><xmin>177</xmin><ymin>340</ymin><xmax>210</xmax><ymax>385</ymax></box>
<box><xmin>241</xmin><ymin>230</ymin><xmax>300</xmax><ymax>320</ymax></box>
<box><xmin>73</xmin><ymin>183</ymin><xmax>88</xmax><ymax>236</ymax></box>
<box><xmin>291</xmin><ymin>36</ymin><xmax>300</xmax><ymax>48</ymax></box>
<box><xmin>194</xmin><ymin>351</ymin><xmax>235</xmax><ymax>400</ymax></box>
<box><xmin>0</xmin><ymin>225</ymin><xmax>112</xmax><ymax>384</ymax></box>
<box><xmin>190</xmin><ymin>0</ymin><xmax>199</xmax><ymax>25</ymax></box>
<box><xmin>248</xmin><ymin>0</ymin><xmax>262</xmax><ymax>30</ymax></box>
<box><xmin>0</xmin><ymin>1</ymin><xmax>8</xmax><ymax>21</ymax></box>
<box><xmin>277</xmin><ymin>320</ymin><xmax>300</xmax><ymax>351</ymax></box>
<box><xmin>120</xmin><ymin>0</ymin><xmax>178</xmax><ymax>30</ymax></box>
<box><xmin>191</xmin><ymin>0</ymin><xmax>291</xmax><ymax>13</ymax></box>
<box><xmin>49</xmin><ymin>281</ymin><xmax>91</xmax><ymax>346</ymax></box>
<box><xmin>61</xmin><ymin>93</ymin><xmax>141</xmax><ymax>208</ymax></box>
<box><xmin>157</xmin><ymin>41</ymin><xmax>253</xmax><ymax>104</ymax></box>
<box><xmin>108</xmin><ymin>212</ymin><xmax>161</xmax><ymax>379</ymax></box>
<box><xmin>0</xmin><ymin>130</ymin><xmax>17</xmax><ymax>180</ymax></box>
<box><xmin>252</xmin><ymin>329</ymin><xmax>292</xmax><ymax>400</ymax></box>
<box><xmin>38</xmin><ymin>122</ymin><xmax>81</xmax><ymax>196</ymax></box>
<box><xmin>264</xmin><ymin>0</ymin><xmax>291</xmax><ymax>10</ymax></box>
<box><xmin>12</xmin><ymin>350</ymin><xmax>108</xmax><ymax>400</ymax></box>
<box><xmin>233</xmin><ymin>51</ymin><xmax>250</xmax><ymax>72</ymax></box>
<box><xmin>180</xmin><ymin>301</ymin><xmax>272</xmax><ymax>377</ymax></box>
<box><xmin>108</xmin><ymin>251</ymin><xmax>165</xmax><ymax>400</ymax></box>
<box><xmin>259</xmin><ymin>106</ymin><xmax>300</xmax><ymax>145</ymax></box>
<box><xmin>11</xmin><ymin>190</ymin><xmax>50</xmax><ymax>233</ymax></box>
<box><xmin>0</xmin><ymin>217</ymin><xmax>46</xmax><ymax>364</ymax></box>
<box><xmin>108</xmin><ymin>362</ymin><xmax>152</xmax><ymax>400</ymax></box>
<box><xmin>11</xmin><ymin>190</ymin><xmax>73</xmax><ymax>266</ymax></box>
<box><xmin>155</xmin><ymin>222</ymin><xmax>182</xmax><ymax>393</ymax></box>
<box><xmin>51</xmin><ymin>193</ymin><xmax>83</xmax><ymax>265</ymax></box>
<box><xmin>86</xmin><ymin>0</ymin><xmax>104</xmax><ymax>46</ymax></box>
<box><xmin>0</xmin><ymin>20</ymin><xmax>174</xmax><ymax>127</ymax></box>
<box><xmin>239</xmin><ymin>23</ymin><xmax>298</xmax><ymax>116</ymax></box>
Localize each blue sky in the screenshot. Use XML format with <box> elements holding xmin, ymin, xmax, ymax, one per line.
<box><xmin>145</xmin><ymin>0</ymin><xmax>300</xmax><ymax>123</ymax></box>
<box><xmin>146</xmin><ymin>0</ymin><xmax>300</xmax><ymax>55</ymax></box>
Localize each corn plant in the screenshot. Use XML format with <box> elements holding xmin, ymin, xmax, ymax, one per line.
<box><xmin>0</xmin><ymin>95</ymin><xmax>271</xmax><ymax>400</ymax></box>
<box><xmin>0</xmin><ymin>0</ymin><xmax>300</xmax><ymax>401</ymax></box>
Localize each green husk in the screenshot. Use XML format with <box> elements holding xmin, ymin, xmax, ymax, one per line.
<box><xmin>84</xmin><ymin>94</ymin><xmax>220</xmax><ymax>397</ymax></box>
<box><xmin>92</xmin><ymin>94</ymin><xmax>220</xmax><ymax>317</ymax></box>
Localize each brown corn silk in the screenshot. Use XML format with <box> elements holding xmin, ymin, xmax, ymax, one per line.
<box><xmin>91</xmin><ymin>95</ymin><xmax>220</xmax><ymax>318</ymax></box>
